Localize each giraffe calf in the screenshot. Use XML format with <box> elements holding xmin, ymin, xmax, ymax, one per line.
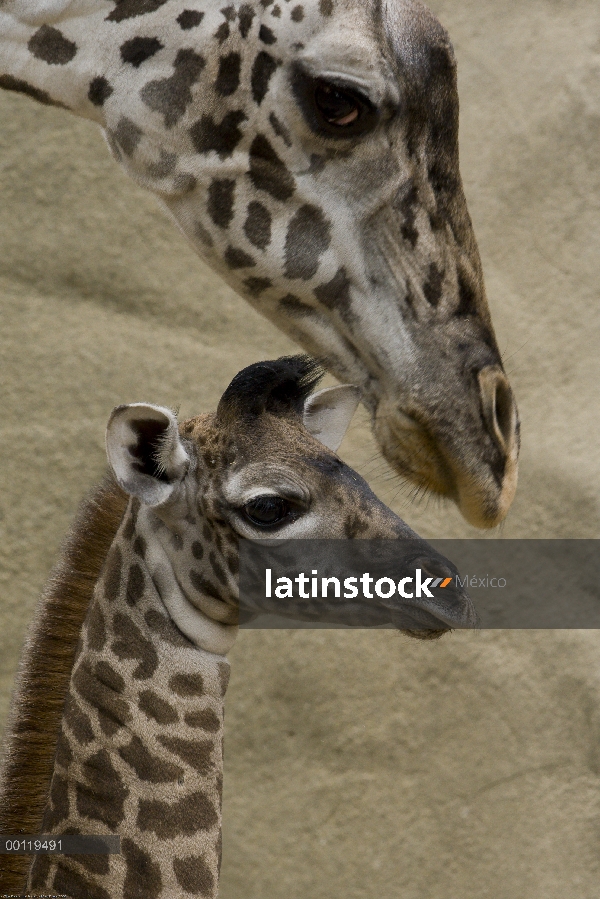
<box><xmin>0</xmin><ymin>355</ymin><xmax>476</xmax><ymax>898</ymax></box>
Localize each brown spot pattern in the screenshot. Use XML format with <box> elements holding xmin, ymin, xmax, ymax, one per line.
<box><xmin>141</xmin><ymin>48</ymin><xmax>206</xmax><ymax>128</ymax></box>
<box><xmin>107</xmin><ymin>0</ymin><xmax>168</xmax><ymax>22</ymax></box>
<box><xmin>173</xmin><ymin>853</ymin><xmax>215</xmax><ymax>894</ymax></box>
<box><xmin>119</xmin><ymin>735</ymin><xmax>184</xmax><ymax>782</ymax></box>
<box><xmin>53</xmin><ymin>864</ymin><xmax>111</xmax><ymax>899</ymax></box>
<box><xmin>284</xmin><ymin>204</ymin><xmax>332</xmax><ymax>280</ymax></box>
<box><xmin>28</xmin><ymin>25</ymin><xmax>77</xmax><ymax>65</ymax></box>
<box><xmin>248</xmin><ymin>134</ymin><xmax>295</xmax><ymax>201</ymax></box>
<box><xmin>126</xmin><ymin>562</ymin><xmax>145</xmax><ymax>606</ymax></box>
<box><xmin>169</xmin><ymin>672</ymin><xmax>204</xmax><ymax>696</ymax></box>
<box><xmin>157</xmin><ymin>734</ymin><xmax>214</xmax><ymax>775</ymax></box>
<box><xmin>137</xmin><ymin>790</ymin><xmax>218</xmax><ymax>837</ymax></box>
<box><xmin>64</xmin><ymin>693</ymin><xmax>95</xmax><ymax>745</ymax></box>
<box><xmin>139</xmin><ymin>688</ymin><xmax>180</xmax><ymax>724</ymax></box>
<box><xmin>111</xmin><ymin>612</ymin><xmax>158</xmax><ymax>679</ymax></box>
<box><xmin>123</xmin><ymin>837</ymin><xmax>162</xmax><ymax>898</ymax></box>
<box><xmin>184</xmin><ymin>708</ymin><xmax>221</xmax><ymax>731</ymax></box>
<box><xmin>76</xmin><ymin>749</ymin><xmax>129</xmax><ymax>830</ymax></box>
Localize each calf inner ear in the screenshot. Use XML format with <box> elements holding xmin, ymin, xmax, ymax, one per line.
<box><xmin>129</xmin><ymin>418</ymin><xmax>172</xmax><ymax>483</ymax></box>
<box><xmin>303</xmin><ymin>385</ymin><xmax>361</xmax><ymax>452</ymax></box>
<box><xmin>106</xmin><ymin>403</ymin><xmax>189</xmax><ymax>506</ymax></box>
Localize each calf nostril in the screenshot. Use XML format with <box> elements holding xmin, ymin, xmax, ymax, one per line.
<box><xmin>477</xmin><ymin>367</ymin><xmax>517</xmax><ymax>456</ymax></box>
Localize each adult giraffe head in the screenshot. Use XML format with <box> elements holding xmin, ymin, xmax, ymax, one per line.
<box><xmin>0</xmin><ymin>0</ymin><xmax>519</xmax><ymax>526</ymax></box>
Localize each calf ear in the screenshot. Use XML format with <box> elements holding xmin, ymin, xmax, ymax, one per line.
<box><xmin>106</xmin><ymin>404</ymin><xmax>190</xmax><ymax>506</ymax></box>
<box><xmin>303</xmin><ymin>386</ymin><xmax>361</xmax><ymax>452</ymax></box>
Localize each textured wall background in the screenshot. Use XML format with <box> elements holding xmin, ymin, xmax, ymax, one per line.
<box><xmin>0</xmin><ymin>0</ymin><xmax>599</xmax><ymax>896</ymax></box>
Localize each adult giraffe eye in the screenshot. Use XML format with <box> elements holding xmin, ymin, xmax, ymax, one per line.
<box><xmin>243</xmin><ymin>495</ymin><xmax>294</xmax><ymax>528</ymax></box>
<box><xmin>292</xmin><ymin>68</ymin><xmax>379</xmax><ymax>138</ymax></box>
<box><xmin>312</xmin><ymin>79</ymin><xmax>376</xmax><ymax>134</ymax></box>
<box><xmin>314</xmin><ymin>81</ymin><xmax>365</xmax><ymax>126</ymax></box>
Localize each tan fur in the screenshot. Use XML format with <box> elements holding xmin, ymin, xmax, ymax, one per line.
<box><xmin>0</xmin><ymin>475</ymin><xmax>127</xmax><ymax>891</ymax></box>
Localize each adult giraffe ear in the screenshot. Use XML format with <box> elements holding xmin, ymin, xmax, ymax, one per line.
<box><xmin>303</xmin><ymin>386</ymin><xmax>361</xmax><ymax>452</ymax></box>
<box><xmin>106</xmin><ymin>404</ymin><xmax>190</xmax><ymax>507</ymax></box>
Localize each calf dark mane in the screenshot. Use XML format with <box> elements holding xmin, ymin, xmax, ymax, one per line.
<box><xmin>0</xmin><ymin>475</ymin><xmax>127</xmax><ymax>892</ymax></box>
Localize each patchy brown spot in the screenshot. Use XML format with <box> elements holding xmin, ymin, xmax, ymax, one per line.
<box><xmin>423</xmin><ymin>262</ymin><xmax>444</xmax><ymax>307</ymax></box>
<box><xmin>43</xmin><ymin>771</ymin><xmax>69</xmax><ymax>829</ymax></box>
<box><xmin>157</xmin><ymin>734</ymin><xmax>214</xmax><ymax>775</ymax></box>
<box><xmin>191</xmin><ymin>540</ymin><xmax>205</xmax><ymax>560</ymax></box>
<box><xmin>112</xmin><ymin>612</ymin><xmax>158</xmax><ymax>679</ymax></box>
<box><xmin>291</xmin><ymin>5</ymin><xmax>304</xmax><ymax>21</ymax></box>
<box><xmin>244</xmin><ymin>201</ymin><xmax>271</xmax><ymax>250</ymax></box>
<box><xmin>215</xmin><ymin>52</ymin><xmax>241</xmax><ymax>96</ymax></box>
<box><xmin>76</xmin><ymin>749</ymin><xmax>129</xmax><ymax>830</ymax></box>
<box><xmin>119</xmin><ymin>735</ymin><xmax>184</xmax><ymax>782</ymax></box>
<box><xmin>141</xmin><ymin>48</ymin><xmax>206</xmax><ymax>128</ymax></box>
<box><xmin>190</xmin><ymin>570</ymin><xmax>223</xmax><ymax>602</ymax></box>
<box><xmin>244</xmin><ymin>276</ymin><xmax>272</xmax><ymax>296</ymax></box>
<box><xmin>95</xmin><ymin>660</ymin><xmax>125</xmax><ymax>694</ymax></box>
<box><xmin>251</xmin><ymin>51</ymin><xmax>279</xmax><ymax>105</ymax></box>
<box><xmin>53</xmin><ymin>864</ymin><xmax>111</xmax><ymax>899</ymax></box>
<box><xmin>123</xmin><ymin>838</ymin><xmax>162</xmax><ymax>898</ymax></box>
<box><xmin>184</xmin><ymin>708</ymin><xmax>221</xmax><ymax>731</ymax></box>
<box><xmin>112</xmin><ymin>117</ymin><xmax>143</xmax><ymax>157</ymax></box>
<box><xmin>144</xmin><ymin>609</ymin><xmax>192</xmax><ymax>646</ymax></box>
<box><xmin>120</xmin><ymin>36</ymin><xmax>163</xmax><ymax>67</ymax></box>
<box><xmin>173</xmin><ymin>854</ymin><xmax>215</xmax><ymax>894</ymax></box>
<box><xmin>139</xmin><ymin>688</ymin><xmax>179</xmax><ymax>724</ymax></box>
<box><xmin>177</xmin><ymin>9</ymin><xmax>204</xmax><ymax>29</ymax></box>
<box><xmin>88</xmin><ymin>76</ymin><xmax>113</xmax><ymax>107</ymax></box>
<box><xmin>259</xmin><ymin>24</ymin><xmax>276</xmax><ymax>44</ymax></box>
<box><xmin>248</xmin><ymin>134</ymin><xmax>295</xmax><ymax>201</ymax></box>
<box><xmin>238</xmin><ymin>3</ymin><xmax>255</xmax><ymax>37</ymax></box>
<box><xmin>126</xmin><ymin>562</ymin><xmax>146</xmax><ymax>606</ymax></box>
<box><xmin>190</xmin><ymin>110</ymin><xmax>247</xmax><ymax>159</ymax></box>
<box><xmin>138</xmin><ymin>790</ymin><xmax>218</xmax><ymax>837</ymax></box>
<box><xmin>225</xmin><ymin>245</ymin><xmax>256</xmax><ymax>269</ymax></box>
<box><xmin>107</xmin><ymin>0</ymin><xmax>168</xmax><ymax>22</ymax></box>
<box><xmin>319</xmin><ymin>0</ymin><xmax>333</xmax><ymax>14</ymax></box>
<box><xmin>64</xmin><ymin>693</ymin><xmax>95</xmax><ymax>746</ymax></box>
<box><xmin>208</xmin><ymin>178</ymin><xmax>236</xmax><ymax>229</ymax></box>
<box><xmin>284</xmin><ymin>204</ymin><xmax>331</xmax><ymax>280</ymax></box>
<box><xmin>28</xmin><ymin>25</ymin><xmax>77</xmax><ymax>65</ymax></box>
<box><xmin>0</xmin><ymin>74</ymin><xmax>69</xmax><ymax>109</ymax></box>
<box><xmin>133</xmin><ymin>534</ymin><xmax>147</xmax><ymax>558</ymax></box>
<box><xmin>314</xmin><ymin>267</ymin><xmax>352</xmax><ymax>311</ymax></box>
<box><xmin>169</xmin><ymin>672</ymin><xmax>204</xmax><ymax>697</ymax></box>
<box><xmin>73</xmin><ymin>661</ymin><xmax>130</xmax><ymax>736</ymax></box>
<box><xmin>54</xmin><ymin>726</ymin><xmax>73</xmax><ymax>770</ymax></box>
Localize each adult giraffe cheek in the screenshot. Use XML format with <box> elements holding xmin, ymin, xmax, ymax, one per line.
<box><xmin>373</xmin><ymin>368</ymin><xmax>520</xmax><ymax>529</ymax></box>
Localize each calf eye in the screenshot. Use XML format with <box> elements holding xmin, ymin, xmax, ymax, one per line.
<box><xmin>243</xmin><ymin>495</ymin><xmax>294</xmax><ymax>528</ymax></box>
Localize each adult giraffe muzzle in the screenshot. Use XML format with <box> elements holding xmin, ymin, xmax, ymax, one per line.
<box><xmin>0</xmin><ymin>0</ymin><xmax>519</xmax><ymax>526</ymax></box>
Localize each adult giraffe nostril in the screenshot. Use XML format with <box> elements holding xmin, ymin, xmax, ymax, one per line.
<box><xmin>477</xmin><ymin>366</ymin><xmax>518</xmax><ymax>457</ymax></box>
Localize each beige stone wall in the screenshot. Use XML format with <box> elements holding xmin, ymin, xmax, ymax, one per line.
<box><xmin>0</xmin><ymin>1</ymin><xmax>598</xmax><ymax>895</ymax></box>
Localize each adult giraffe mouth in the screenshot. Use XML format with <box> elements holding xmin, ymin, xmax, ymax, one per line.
<box><xmin>373</xmin><ymin>368</ymin><xmax>520</xmax><ymax>529</ymax></box>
